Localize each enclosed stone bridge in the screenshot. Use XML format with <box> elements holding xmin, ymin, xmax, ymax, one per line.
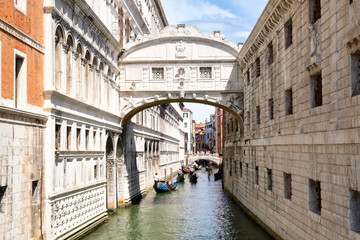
<box><xmin>186</xmin><ymin>154</ymin><xmax>223</xmax><ymax>166</ymax></box>
<box><xmin>118</xmin><ymin>24</ymin><xmax>244</xmax><ymax>125</ymax></box>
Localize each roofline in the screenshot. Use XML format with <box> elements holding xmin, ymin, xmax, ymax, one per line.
<box><xmin>154</xmin><ymin>0</ymin><xmax>169</xmax><ymax>27</ymax></box>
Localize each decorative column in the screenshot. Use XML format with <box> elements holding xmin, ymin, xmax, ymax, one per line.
<box><xmin>88</xmin><ymin>64</ymin><xmax>94</xmax><ymax>104</ymax></box>
<box><xmin>81</xmin><ymin>58</ymin><xmax>87</xmax><ymax>102</ymax></box>
<box><xmin>61</xmin><ymin>43</ymin><xmax>69</xmax><ymax>93</ymax></box>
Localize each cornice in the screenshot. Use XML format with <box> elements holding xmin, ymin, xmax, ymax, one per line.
<box><xmin>238</xmin><ymin>0</ymin><xmax>295</xmax><ymax>68</ymax></box>
<box><xmin>0</xmin><ymin>18</ymin><xmax>44</xmax><ymax>53</ymax></box>
<box><xmin>47</xmin><ymin>6</ymin><xmax>119</xmax><ymax>74</ymax></box>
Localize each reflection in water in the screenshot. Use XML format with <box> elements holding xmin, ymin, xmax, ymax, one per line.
<box><xmin>83</xmin><ymin>170</ymin><xmax>274</xmax><ymax>240</ymax></box>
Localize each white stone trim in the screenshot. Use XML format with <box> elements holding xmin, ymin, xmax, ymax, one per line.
<box><xmin>0</xmin><ymin>19</ymin><xmax>44</xmax><ymax>53</ymax></box>
<box><xmin>14</xmin><ymin>0</ymin><xmax>27</xmax><ymax>15</ymax></box>
<box><xmin>13</xmin><ymin>49</ymin><xmax>27</xmax><ymax>109</ymax></box>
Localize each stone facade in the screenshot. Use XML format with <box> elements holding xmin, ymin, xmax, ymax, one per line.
<box><xmin>41</xmin><ymin>0</ymin><xmax>175</xmax><ymax>239</ymax></box>
<box><xmin>0</xmin><ymin>1</ymin><xmax>45</xmax><ymax>239</ymax></box>
<box><xmin>223</xmin><ymin>0</ymin><xmax>360</xmax><ymax>239</ymax></box>
<box><xmin>183</xmin><ymin>108</ymin><xmax>194</xmax><ymax>154</ymax></box>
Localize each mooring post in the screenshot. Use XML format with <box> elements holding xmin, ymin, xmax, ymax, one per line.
<box><xmin>170</xmin><ymin>168</ymin><xmax>173</xmax><ymax>183</ymax></box>
<box><xmin>164</xmin><ymin>169</ymin><xmax>167</xmax><ymax>184</ymax></box>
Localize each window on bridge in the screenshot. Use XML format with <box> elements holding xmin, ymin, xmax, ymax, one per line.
<box><xmin>284</xmin><ymin>173</ymin><xmax>292</xmax><ymax>200</ymax></box>
<box><xmin>309</xmin><ymin>179</ymin><xmax>321</xmax><ymax>215</ymax></box>
<box><xmin>350</xmin><ymin>189</ymin><xmax>360</xmax><ymax>232</ymax></box>
<box><xmin>200</xmin><ymin>67</ymin><xmax>212</xmax><ymax>79</ymax></box>
<box><xmin>152</xmin><ymin>68</ymin><xmax>164</xmax><ymax>80</ymax></box>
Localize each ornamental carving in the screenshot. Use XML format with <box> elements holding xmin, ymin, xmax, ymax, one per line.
<box><xmin>50</xmin><ymin>186</ymin><xmax>106</xmax><ymax>237</ymax></box>
<box><xmin>175</xmin><ymin>41</ymin><xmax>186</xmax><ymax>58</ymax></box>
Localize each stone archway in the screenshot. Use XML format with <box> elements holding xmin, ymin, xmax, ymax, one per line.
<box><xmin>105</xmin><ymin>133</ymin><xmax>116</xmax><ymax>209</ymax></box>
<box><xmin>118</xmin><ymin>25</ymin><xmax>244</xmax><ymax>128</ymax></box>
<box><xmin>115</xmin><ymin>137</ymin><xmax>125</xmax><ymax>205</ymax></box>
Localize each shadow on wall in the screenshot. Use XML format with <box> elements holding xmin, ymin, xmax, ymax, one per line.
<box><xmin>122</xmin><ymin>126</ymin><xmax>142</xmax><ymax>205</ymax></box>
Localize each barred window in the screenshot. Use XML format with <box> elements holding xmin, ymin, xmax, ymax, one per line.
<box><xmin>200</xmin><ymin>67</ymin><xmax>212</xmax><ymax>79</ymax></box>
<box><xmin>152</xmin><ymin>68</ymin><xmax>164</xmax><ymax>80</ymax></box>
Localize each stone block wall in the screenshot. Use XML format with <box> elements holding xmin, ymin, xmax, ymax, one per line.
<box><xmin>0</xmin><ymin>111</ymin><xmax>45</xmax><ymax>240</ymax></box>
<box><xmin>223</xmin><ymin>0</ymin><xmax>360</xmax><ymax>239</ymax></box>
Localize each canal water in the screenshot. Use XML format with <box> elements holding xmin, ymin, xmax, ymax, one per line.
<box><xmin>83</xmin><ymin>170</ymin><xmax>274</xmax><ymax>240</ymax></box>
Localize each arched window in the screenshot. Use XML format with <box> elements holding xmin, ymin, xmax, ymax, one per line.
<box><xmin>84</xmin><ymin>51</ymin><xmax>91</xmax><ymax>101</ymax></box>
<box><xmin>66</xmin><ymin>35</ymin><xmax>74</xmax><ymax>95</ymax></box>
<box><xmin>76</xmin><ymin>43</ymin><xmax>82</xmax><ymax>99</ymax></box>
<box><xmin>55</xmin><ymin>26</ymin><xmax>64</xmax><ymax>91</ymax></box>
<box><xmin>99</xmin><ymin>62</ymin><xmax>104</xmax><ymax>107</ymax></box>
<box><xmin>92</xmin><ymin>57</ymin><xmax>98</xmax><ymax>105</ymax></box>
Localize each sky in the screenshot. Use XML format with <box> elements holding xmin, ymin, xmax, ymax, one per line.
<box><xmin>162</xmin><ymin>0</ymin><xmax>268</xmax><ymax>122</ymax></box>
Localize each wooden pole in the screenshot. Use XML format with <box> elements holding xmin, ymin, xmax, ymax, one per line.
<box><xmin>170</xmin><ymin>168</ymin><xmax>173</xmax><ymax>183</ymax></box>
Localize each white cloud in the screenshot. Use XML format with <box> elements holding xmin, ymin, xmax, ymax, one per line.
<box><xmin>161</xmin><ymin>0</ymin><xmax>268</xmax><ymax>43</ymax></box>
<box><xmin>162</xmin><ymin>0</ymin><xmax>236</xmax><ymax>24</ymax></box>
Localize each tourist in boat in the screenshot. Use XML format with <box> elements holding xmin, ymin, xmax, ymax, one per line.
<box><xmin>178</xmin><ymin>168</ymin><xmax>182</xmax><ymax>177</ymax></box>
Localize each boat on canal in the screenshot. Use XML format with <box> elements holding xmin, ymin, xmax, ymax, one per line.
<box><xmin>189</xmin><ymin>174</ymin><xmax>198</xmax><ymax>183</ymax></box>
<box><xmin>177</xmin><ymin>175</ymin><xmax>185</xmax><ymax>182</ymax></box>
<box><xmin>154</xmin><ymin>181</ymin><xmax>178</xmax><ymax>193</ymax></box>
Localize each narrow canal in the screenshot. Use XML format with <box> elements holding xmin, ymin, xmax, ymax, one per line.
<box><xmin>83</xmin><ymin>170</ymin><xmax>274</xmax><ymax>240</ymax></box>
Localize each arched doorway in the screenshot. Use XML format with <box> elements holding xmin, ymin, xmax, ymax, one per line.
<box><xmin>105</xmin><ymin>133</ymin><xmax>116</xmax><ymax>209</ymax></box>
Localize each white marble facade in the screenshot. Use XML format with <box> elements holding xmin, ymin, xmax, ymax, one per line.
<box><xmin>42</xmin><ymin>0</ymin><xmax>173</xmax><ymax>239</ymax></box>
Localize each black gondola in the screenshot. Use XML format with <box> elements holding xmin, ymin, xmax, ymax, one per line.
<box><xmin>214</xmin><ymin>169</ymin><xmax>222</xmax><ymax>181</ymax></box>
<box><xmin>177</xmin><ymin>175</ymin><xmax>185</xmax><ymax>182</ymax></box>
<box><xmin>154</xmin><ymin>181</ymin><xmax>178</xmax><ymax>193</ymax></box>
<box><xmin>189</xmin><ymin>174</ymin><xmax>198</xmax><ymax>183</ymax></box>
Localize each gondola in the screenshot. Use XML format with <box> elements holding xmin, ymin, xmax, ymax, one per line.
<box><xmin>214</xmin><ymin>169</ymin><xmax>222</xmax><ymax>181</ymax></box>
<box><xmin>189</xmin><ymin>174</ymin><xmax>198</xmax><ymax>183</ymax></box>
<box><xmin>154</xmin><ymin>181</ymin><xmax>178</xmax><ymax>193</ymax></box>
<box><xmin>182</xmin><ymin>168</ymin><xmax>190</xmax><ymax>173</ymax></box>
<box><xmin>177</xmin><ymin>175</ymin><xmax>185</xmax><ymax>182</ymax></box>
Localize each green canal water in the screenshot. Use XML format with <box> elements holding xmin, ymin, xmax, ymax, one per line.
<box><xmin>82</xmin><ymin>170</ymin><xmax>274</xmax><ymax>240</ymax></box>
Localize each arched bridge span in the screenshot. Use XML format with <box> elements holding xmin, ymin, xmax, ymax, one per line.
<box><xmin>186</xmin><ymin>154</ymin><xmax>223</xmax><ymax>166</ymax></box>
<box><xmin>118</xmin><ymin>24</ymin><xmax>244</xmax><ymax>126</ymax></box>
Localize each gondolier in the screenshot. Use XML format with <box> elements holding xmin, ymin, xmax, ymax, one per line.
<box><xmin>154</xmin><ymin>173</ymin><xmax>159</xmax><ymax>187</ymax></box>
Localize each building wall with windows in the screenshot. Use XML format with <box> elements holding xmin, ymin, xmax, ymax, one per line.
<box><xmin>214</xmin><ymin>107</ymin><xmax>223</xmax><ymax>155</ymax></box>
<box><xmin>183</xmin><ymin>108</ymin><xmax>193</xmax><ymax>154</ymax></box>
<box><xmin>41</xmin><ymin>0</ymin><xmax>170</xmax><ymax>239</ymax></box>
<box><xmin>223</xmin><ymin>0</ymin><xmax>360</xmax><ymax>239</ymax></box>
<box><xmin>0</xmin><ymin>1</ymin><xmax>45</xmax><ymax>239</ymax></box>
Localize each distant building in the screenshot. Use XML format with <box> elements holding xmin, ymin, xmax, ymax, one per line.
<box><xmin>214</xmin><ymin>108</ymin><xmax>223</xmax><ymax>155</ymax></box>
<box><xmin>205</xmin><ymin>115</ymin><xmax>215</xmax><ymax>152</ymax></box>
<box><xmin>183</xmin><ymin>108</ymin><xmax>193</xmax><ymax>154</ymax></box>
<box><xmin>192</xmin><ymin>120</ymin><xmax>196</xmax><ymax>153</ymax></box>
<box><xmin>195</xmin><ymin>122</ymin><xmax>206</xmax><ymax>152</ymax></box>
